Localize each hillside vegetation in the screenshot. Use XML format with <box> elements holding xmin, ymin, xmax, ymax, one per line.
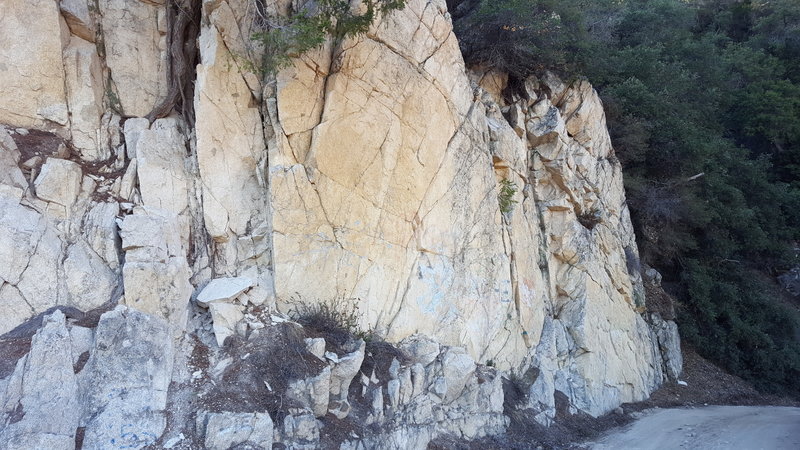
<box><xmin>450</xmin><ymin>0</ymin><xmax>800</xmax><ymax>397</ymax></box>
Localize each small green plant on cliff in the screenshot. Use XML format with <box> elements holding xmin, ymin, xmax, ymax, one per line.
<box><xmin>499</xmin><ymin>178</ymin><xmax>519</xmax><ymax>214</ymax></box>
<box><xmin>252</xmin><ymin>0</ymin><xmax>406</xmax><ymax>74</ymax></box>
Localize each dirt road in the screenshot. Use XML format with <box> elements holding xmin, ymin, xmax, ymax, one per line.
<box><xmin>589</xmin><ymin>406</ymin><xmax>800</xmax><ymax>449</ymax></box>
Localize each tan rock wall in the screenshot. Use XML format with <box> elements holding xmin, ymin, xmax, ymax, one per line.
<box><xmin>0</xmin><ymin>0</ymin><xmax>679</xmax><ymax>424</ymax></box>
<box><xmin>0</xmin><ymin>0</ymin><xmax>70</xmax><ymax>130</ymax></box>
<box><xmin>99</xmin><ymin>0</ymin><xmax>168</xmax><ymax>117</ymax></box>
<box><xmin>264</xmin><ymin>0</ymin><xmax>665</xmax><ymax>416</ymax></box>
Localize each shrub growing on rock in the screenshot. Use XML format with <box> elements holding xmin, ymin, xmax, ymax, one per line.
<box><xmin>498</xmin><ymin>178</ymin><xmax>519</xmax><ymax>214</ymax></box>
<box><xmin>290</xmin><ymin>296</ymin><xmax>366</xmax><ymax>352</ymax></box>
<box><xmin>253</xmin><ymin>0</ymin><xmax>406</xmax><ymax>74</ymax></box>
<box><xmin>452</xmin><ymin>0</ymin><xmax>584</xmax><ymax>78</ymax></box>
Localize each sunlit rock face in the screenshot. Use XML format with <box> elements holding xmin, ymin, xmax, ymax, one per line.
<box><xmin>265</xmin><ymin>0</ymin><xmax>665</xmax><ymax>417</ymax></box>
<box><xmin>0</xmin><ymin>0</ymin><xmax>680</xmax><ymax>447</ymax></box>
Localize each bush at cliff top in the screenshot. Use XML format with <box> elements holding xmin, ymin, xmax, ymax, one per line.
<box><xmin>452</xmin><ymin>0</ymin><xmax>586</xmax><ymax>78</ymax></box>
<box><xmin>253</xmin><ymin>0</ymin><xmax>405</xmax><ymax>74</ymax></box>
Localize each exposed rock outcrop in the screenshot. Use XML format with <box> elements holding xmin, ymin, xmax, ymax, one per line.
<box><xmin>0</xmin><ymin>0</ymin><xmax>682</xmax><ymax>447</ymax></box>
<box><xmin>0</xmin><ymin>307</ymin><xmax>172</xmax><ymax>449</ymax></box>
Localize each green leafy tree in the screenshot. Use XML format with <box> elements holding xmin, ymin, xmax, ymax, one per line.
<box><xmin>253</xmin><ymin>0</ymin><xmax>406</xmax><ymax>74</ymax></box>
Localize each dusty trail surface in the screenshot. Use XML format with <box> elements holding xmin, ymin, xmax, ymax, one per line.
<box><xmin>589</xmin><ymin>406</ymin><xmax>800</xmax><ymax>449</ymax></box>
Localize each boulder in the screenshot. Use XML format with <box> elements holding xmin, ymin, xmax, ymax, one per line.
<box><xmin>440</xmin><ymin>347</ymin><xmax>476</xmax><ymax>403</ymax></box>
<box><xmin>60</xmin><ymin>0</ymin><xmax>96</xmax><ymax>42</ymax></box>
<box><xmin>64</xmin><ymin>241</ymin><xmax>117</xmax><ymax>311</ymax></box>
<box><xmin>208</xmin><ymin>302</ymin><xmax>245</xmax><ymax>346</ymax></box>
<box><xmin>400</xmin><ymin>335</ymin><xmax>440</xmax><ymax>366</ymax></box>
<box><xmin>287</xmin><ymin>366</ymin><xmax>331</xmax><ymax>418</ymax></box>
<box><xmin>280</xmin><ymin>409</ymin><xmax>320</xmax><ymax>448</ymax></box>
<box><xmin>328</xmin><ymin>340</ymin><xmax>366</xmax><ymax>417</ymax></box>
<box><xmin>651</xmin><ymin>313</ymin><xmax>683</xmax><ymax>381</ymax></box>
<box><xmin>124</xmin><ymin>118</ymin><xmax>151</xmax><ymax>160</ymax></box>
<box><xmin>305</xmin><ymin>338</ymin><xmax>326</xmax><ymax>360</ymax></box>
<box><xmin>34</xmin><ymin>158</ymin><xmax>83</xmax><ymax>208</ymax></box>
<box><xmin>81</xmin><ymin>201</ymin><xmax>121</xmax><ymax>270</ymax></box>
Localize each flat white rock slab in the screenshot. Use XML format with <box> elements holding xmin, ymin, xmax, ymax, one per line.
<box><xmin>196</xmin><ymin>277</ymin><xmax>253</xmax><ymax>306</ymax></box>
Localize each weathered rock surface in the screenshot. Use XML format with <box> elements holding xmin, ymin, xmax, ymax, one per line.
<box><xmin>0</xmin><ymin>0</ymin><xmax>683</xmax><ymax>447</ymax></box>
<box><xmin>63</xmin><ymin>36</ymin><xmax>108</xmax><ymax>161</ymax></box>
<box><xmin>268</xmin><ymin>0</ymin><xmax>530</xmax><ymax>368</ymax></box>
<box><xmin>0</xmin><ymin>307</ymin><xmax>174</xmax><ymax>450</ymax></box>
<box><xmin>64</xmin><ymin>240</ymin><xmax>117</xmax><ymax>311</ymax></box>
<box><xmin>99</xmin><ymin>0</ymin><xmax>168</xmax><ymax>117</ymax></box>
<box><xmin>199</xmin><ymin>411</ymin><xmax>274</xmax><ymax>450</ymax></box>
<box><xmin>0</xmin><ymin>0</ymin><xmax>69</xmax><ymax>130</ymax></box>
<box><xmin>134</xmin><ymin>118</ymin><xmax>191</xmax><ymax>219</ymax></box>
<box><xmin>120</xmin><ymin>207</ymin><xmax>192</xmax><ymax>328</ymax></box>
<box><xmin>265</xmin><ymin>0</ymin><xmax>674</xmax><ymax>419</ymax></box>
<box><xmin>0</xmin><ymin>311</ymin><xmax>80</xmax><ymax>449</ymax></box>
<box><xmin>80</xmin><ymin>306</ymin><xmax>174</xmax><ymax>449</ymax></box>
<box><xmin>334</xmin><ymin>334</ymin><xmax>508</xmax><ymax>449</ymax></box>
<box><xmin>195</xmin><ymin>15</ymin><xmax>267</xmax><ymax>243</ymax></box>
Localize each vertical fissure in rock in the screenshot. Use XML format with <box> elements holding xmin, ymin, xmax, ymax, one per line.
<box><xmin>503</xmin><ymin>212</ymin><xmax>522</xmax><ymax>320</ymax></box>
<box><xmin>529</xmin><ymin>152</ymin><xmax>555</xmax><ymax>316</ymax></box>
<box><xmin>146</xmin><ymin>0</ymin><xmax>202</xmax><ymax>126</ymax></box>
<box><xmin>187</xmin><ymin>135</ymin><xmax>211</xmax><ymax>271</ymax></box>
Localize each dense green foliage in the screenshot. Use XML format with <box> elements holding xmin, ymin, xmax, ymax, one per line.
<box><xmin>254</xmin><ymin>0</ymin><xmax>405</xmax><ymax>73</ymax></box>
<box><xmin>451</xmin><ymin>0</ymin><xmax>586</xmax><ymax>76</ymax></box>
<box><xmin>499</xmin><ymin>179</ymin><xmax>519</xmax><ymax>214</ymax></box>
<box><xmin>453</xmin><ymin>0</ymin><xmax>800</xmax><ymax>396</ymax></box>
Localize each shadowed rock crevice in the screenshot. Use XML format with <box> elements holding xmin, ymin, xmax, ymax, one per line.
<box><xmin>146</xmin><ymin>0</ymin><xmax>203</xmax><ymax>126</ymax></box>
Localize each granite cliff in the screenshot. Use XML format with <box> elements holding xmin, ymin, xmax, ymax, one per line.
<box><xmin>0</xmin><ymin>0</ymin><xmax>680</xmax><ymax>447</ymax></box>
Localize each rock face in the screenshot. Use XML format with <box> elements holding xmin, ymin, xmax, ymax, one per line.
<box><xmin>0</xmin><ymin>311</ymin><xmax>80</xmax><ymax>449</ymax></box>
<box><xmin>80</xmin><ymin>306</ymin><xmax>174</xmax><ymax>449</ymax></box>
<box><xmin>199</xmin><ymin>411</ymin><xmax>274</xmax><ymax>450</ymax></box>
<box><xmin>264</xmin><ymin>0</ymin><xmax>669</xmax><ymax>418</ymax></box>
<box><xmin>120</xmin><ymin>207</ymin><xmax>193</xmax><ymax>328</ymax></box>
<box><xmin>0</xmin><ymin>0</ymin><xmax>682</xmax><ymax>447</ymax></box>
<box><xmin>0</xmin><ymin>307</ymin><xmax>172</xmax><ymax>449</ymax></box>
<box><xmin>99</xmin><ymin>0</ymin><xmax>168</xmax><ymax>117</ymax></box>
<box><xmin>0</xmin><ymin>0</ymin><xmax>70</xmax><ymax>131</ymax></box>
